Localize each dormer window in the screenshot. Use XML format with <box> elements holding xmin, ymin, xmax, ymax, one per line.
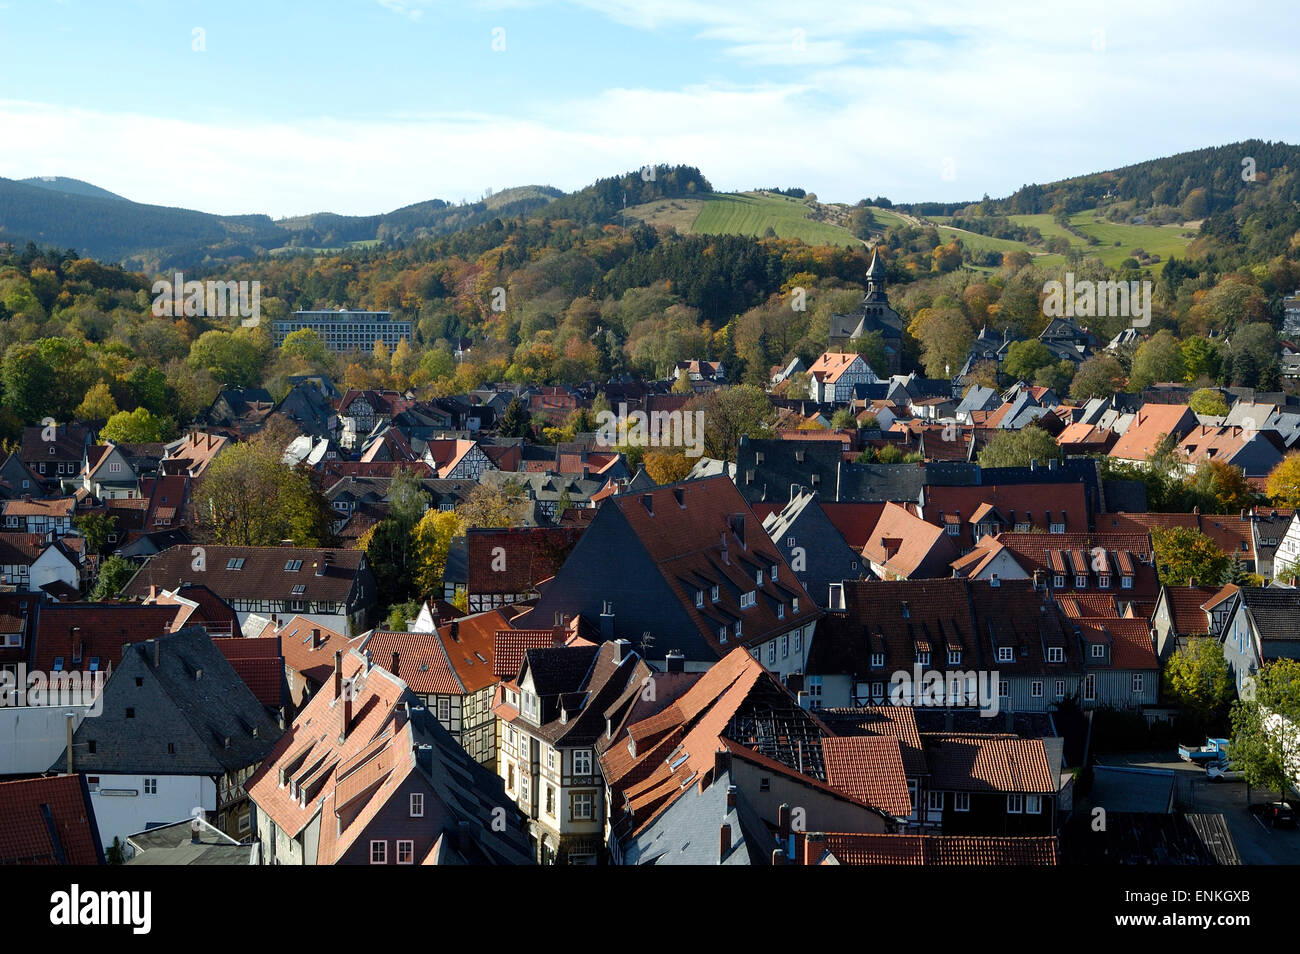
<box><xmin>1098</xmin><ymin>575</ymin><xmax>1110</xmax><ymax>589</ymax></box>
<box><xmin>695</xmin><ymin>589</ymin><xmax>704</xmax><ymax>608</ymax></box>
<box><xmin>1047</xmin><ymin>647</ymin><xmax>1064</xmax><ymax>663</ymax></box>
<box><xmin>227</xmin><ymin>558</ymin><xmax>245</xmax><ymax>571</ymax></box>
<box><xmin>997</xmin><ymin>646</ymin><xmax>1014</xmax><ymax>663</ymax></box>
<box><xmin>1121</xmin><ymin>576</ymin><xmax>1133</xmax><ymax>589</ymax></box>
<box><xmin>719</xmin><ymin>626</ymin><xmax>727</xmax><ymax>644</ymax></box>
<box><xmin>1053</xmin><ymin>575</ymin><xmax>1065</xmax><ymax>588</ymax></box>
<box><xmin>948</xmin><ymin>649</ymin><xmax>961</xmax><ymax>666</ymax></box>
<box><xmin>1091</xmin><ymin>644</ymin><xmax>1106</xmax><ymax>659</ymax></box>
<box><xmin>777</xmin><ymin>603</ymin><xmax>785</xmax><ymax>620</ymax></box>
<box><xmin>769</xmin><ymin>565</ymin><xmax>778</xmax><ymax>581</ymax></box>
<box><xmin>755</xmin><ymin>570</ymin><xmax>763</xmax><ymax>587</ymax></box>
<box><xmin>740</xmin><ymin>591</ymin><xmax>756</xmax><ymax>609</ymax></box>
<box><xmin>1050</xmin><ymin>521</ymin><xmax>1065</xmax><ymax>533</ymax></box>
<box><xmin>711</xmin><ymin>585</ymin><xmax>720</xmax><ymax>603</ymax></box>
<box><xmin>735</xmin><ymin>621</ymin><xmax>743</xmax><ymax>639</ymax></box>
<box><xmin>871</xmin><ymin>652</ymin><xmax>885</xmax><ymax>669</ymax></box>
<box><xmin>792</xmin><ymin>597</ymin><xmax>800</xmax><ymax>614</ymax></box>
<box><xmin>946</xmin><ymin>524</ymin><xmax>959</xmax><ymax>536</ymax></box>
<box><xmin>1075</xmin><ymin>574</ymin><xmax>1087</xmax><ymax>588</ymax></box>
<box><xmin>916</xmin><ymin>651</ymin><xmax>930</xmax><ymax>666</ymax></box>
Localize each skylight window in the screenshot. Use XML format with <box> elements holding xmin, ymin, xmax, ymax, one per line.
<box><xmin>227</xmin><ymin>558</ymin><xmax>245</xmax><ymax>570</ymax></box>
<box><xmin>285</xmin><ymin>559</ymin><xmax>303</xmax><ymax>571</ymax></box>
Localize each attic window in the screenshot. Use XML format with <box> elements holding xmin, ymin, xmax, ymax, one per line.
<box><xmin>53</xmin><ymin>657</ymin><xmax>64</xmax><ymax>671</ymax></box>
<box><xmin>285</xmin><ymin>560</ymin><xmax>303</xmax><ymax>571</ymax></box>
<box><xmin>292</xmin><ymin>584</ymin><xmax>305</xmax><ymax>595</ymax></box>
<box><xmin>89</xmin><ymin>657</ymin><xmax>100</xmax><ymax>671</ymax></box>
<box><xmin>795</xmin><ymin>451</ymin><xmax>806</xmax><ymax>463</ymax></box>
<box><xmin>227</xmin><ymin>558</ymin><xmax>245</xmax><ymax>570</ymax></box>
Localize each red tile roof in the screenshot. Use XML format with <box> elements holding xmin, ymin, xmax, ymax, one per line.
<box><xmin>493</xmin><ymin>628</ymin><xmax>562</xmax><ymax>679</ymax></box>
<box><xmin>212</xmin><ymin>637</ymin><xmax>285</xmax><ymax>708</ymax></box>
<box><xmin>862</xmin><ymin>502</ymin><xmax>958</xmax><ymax>579</ymax></box>
<box><xmin>264</xmin><ymin>616</ymin><xmax>357</xmax><ymax>687</ymax></box>
<box><xmin>365</xmin><ymin>608</ymin><xmax>513</xmax><ymax>695</ymax></box>
<box><xmin>1109</xmin><ymin>404</ymin><xmax>1195</xmax><ymax>461</ymax></box>
<box><xmin>924</xmin><ymin>735</ymin><xmax>1057</xmax><ymax>793</ymax></box>
<box><xmin>0</xmin><ymin>774</ymin><xmax>101</xmax><ymax>865</ymax></box>
<box><xmin>466</xmin><ymin>527</ymin><xmax>584</xmax><ymax>596</ymax></box>
<box><xmin>31</xmin><ymin>603</ymin><xmax>184</xmax><ymax>674</ymax></box>
<box><xmin>822</xmin><ymin>736</ymin><xmax>913</xmax><ymax>817</ymax></box>
<box><xmin>1160</xmin><ymin>585</ymin><xmax>1219</xmax><ymax>636</ymax></box>
<box><xmin>807</xmin><ymin>831</ymin><xmax>1058</xmax><ymax>865</ymax></box>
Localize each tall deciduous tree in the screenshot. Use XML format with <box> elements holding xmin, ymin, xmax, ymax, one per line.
<box><xmin>1151</xmin><ymin>526</ymin><xmax>1231</xmax><ymax>586</ymax></box>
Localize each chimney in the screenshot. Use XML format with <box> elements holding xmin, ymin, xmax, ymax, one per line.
<box><xmin>772</xmin><ymin>848</ymin><xmax>787</xmax><ymax>866</ymax></box>
<box><xmin>148</xmin><ymin>584</ymin><xmax>157</xmax><ymax>600</ymax></box>
<box><xmin>802</xmin><ymin>832</ymin><xmax>826</xmax><ymax>866</ymax></box>
<box><xmin>612</xmin><ymin>638</ymin><xmax>630</xmax><ymax>662</ymax></box>
<box><xmin>311</xmin><ymin>628</ymin><xmax>322</xmax><ymax>649</ymax></box>
<box><xmin>339</xmin><ymin>683</ymin><xmax>353</xmax><ymax>742</ymax></box>
<box><xmin>714</xmin><ymin>748</ymin><xmax>731</xmax><ymax>781</ymax></box>
<box><xmin>449</xmin><ymin>621</ymin><xmax>460</xmax><ymax>642</ymax></box>
<box><xmin>390</xmin><ymin>651</ymin><xmax>400</xmax><ymax>676</ymax></box>
<box><xmin>778</xmin><ymin>803</ymin><xmax>791</xmax><ymax>841</ymax></box>
<box><xmin>719</xmin><ymin>822</ymin><xmax>732</xmax><ymax>861</ymax></box>
<box><xmin>65</xmin><ymin>712</ymin><xmax>75</xmax><ymax>775</ymax></box>
<box><xmin>665</xmin><ymin>650</ymin><xmax>685</xmax><ymax>673</ymax></box>
<box><xmin>333</xmin><ymin>650</ymin><xmax>343</xmax><ymax>699</ymax></box>
<box><xmin>726</xmin><ymin>785</ymin><xmax>737</xmax><ymax>809</ymax></box>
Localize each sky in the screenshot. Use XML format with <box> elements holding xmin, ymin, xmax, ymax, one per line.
<box><xmin>1</xmin><ymin>0</ymin><xmax>1298</xmax><ymax>218</ymax></box>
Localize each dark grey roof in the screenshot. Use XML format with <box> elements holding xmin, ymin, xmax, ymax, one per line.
<box><xmin>523</xmin><ymin>645</ymin><xmax>600</xmax><ymax>696</ymax></box>
<box><xmin>1102</xmin><ymin>479</ymin><xmax>1148</xmax><ymax>514</ymax></box>
<box><xmin>1239</xmin><ymin>588</ymin><xmax>1300</xmax><ymax>640</ymax></box>
<box><xmin>53</xmin><ymin>626</ymin><xmax>284</xmax><ymax>776</ymax></box>
<box><xmin>126</xmin><ymin>818</ymin><xmax>252</xmax><ymax>865</ymax></box>
<box><xmin>619</xmin><ymin>768</ymin><xmax>772</xmax><ymax>865</ymax></box>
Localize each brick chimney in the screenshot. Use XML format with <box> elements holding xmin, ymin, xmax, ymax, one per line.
<box><xmin>390</xmin><ymin>651</ymin><xmax>400</xmax><ymax>677</ymax></box>
<box><xmin>802</xmin><ymin>832</ymin><xmax>826</xmax><ymax>866</ymax></box>
<box><xmin>719</xmin><ymin>822</ymin><xmax>732</xmax><ymax>861</ymax></box>
<box><xmin>333</xmin><ymin>650</ymin><xmax>343</xmax><ymax>699</ymax></box>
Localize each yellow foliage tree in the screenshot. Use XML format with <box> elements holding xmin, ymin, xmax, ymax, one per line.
<box><xmin>412</xmin><ymin>509</ymin><xmax>463</xmax><ymax>598</ymax></box>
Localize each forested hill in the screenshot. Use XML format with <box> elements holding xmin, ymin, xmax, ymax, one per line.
<box><xmin>0</xmin><ymin>164</ymin><xmax>712</xmax><ymax>272</ymax></box>
<box><xmin>905</xmin><ymin>140</ymin><xmax>1300</xmax><ymax>218</ymax></box>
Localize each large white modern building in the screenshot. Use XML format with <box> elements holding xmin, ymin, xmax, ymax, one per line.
<box><xmin>273</xmin><ymin>309</ymin><xmax>413</xmax><ymax>353</ymax></box>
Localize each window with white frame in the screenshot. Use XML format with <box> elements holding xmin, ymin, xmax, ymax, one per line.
<box><xmin>546</xmin><ymin>747</ymin><xmax>556</xmax><ymax>771</ymax></box>
<box><xmin>1090</xmin><ymin>644</ymin><xmax>1106</xmax><ymax>659</ymax></box>
<box><xmin>437</xmin><ymin>698</ymin><xmax>450</xmax><ymax>722</ymax></box>
<box><xmin>711</xmin><ymin>585</ymin><xmax>720</xmax><ymax>602</ymax></box>
<box><xmin>740</xmin><ymin>591</ymin><xmax>756</xmax><ymax>609</ymax></box>
<box><xmin>793</xmin><ymin>629</ymin><xmax>802</xmax><ymax>653</ymax></box>
<box><xmin>1121</xmin><ymin>576</ymin><xmax>1133</xmax><ymax>589</ymax></box>
<box><xmin>410</xmin><ymin>793</ymin><xmax>424</xmax><ymax>817</ymax></box>
<box><xmin>999</xmin><ymin>680</ymin><xmax>1009</xmax><ymax>698</ymax></box>
<box><xmin>1132</xmin><ymin>673</ymin><xmax>1144</xmax><ymax>694</ymax></box>
<box><xmin>695</xmin><ymin>590</ymin><xmax>704</xmax><ymax>608</ymax></box>
<box><xmin>1098</xmin><ymin>575</ymin><xmax>1110</xmax><ymax>588</ymax></box>
<box><xmin>948</xmin><ymin>649</ymin><xmax>961</xmax><ymax>665</ymax></box>
<box><xmin>1007</xmin><ymin>794</ymin><xmax>1024</xmax><ymax>814</ymax></box>
<box><xmin>1047</xmin><ymin>647</ymin><xmax>1064</xmax><ymax>663</ymax></box>
<box><xmin>927</xmin><ymin>791</ymin><xmax>944</xmax><ymax>813</ymax></box>
<box><xmin>719</xmin><ymin>625</ymin><xmax>727</xmax><ymax>644</ymax></box>
<box><xmin>997</xmin><ymin>646</ymin><xmax>1014</xmax><ymax>663</ymax></box>
<box><xmin>767</xmin><ymin>641</ymin><xmax>775</xmax><ymax>663</ymax></box>
<box><xmin>871</xmin><ymin>652</ymin><xmax>885</xmax><ymax>669</ymax></box>
<box><xmin>1084</xmin><ymin>673</ymin><xmax>1096</xmax><ymax>702</ymax></box>
<box><xmin>571</xmin><ymin>792</ymin><xmax>594</xmax><ymax>820</ymax></box>
<box><xmin>792</xmin><ymin>597</ymin><xmax>799</xmax><ymax>614</ymax></box>
<box><xmin>573</xmin><ymin>749</ymin><xmax>592</xmax><ymax>775</ymax></box>
<box><xmin>396</xmin><ymin>840</ymin><xmax>413</xmax><ymax>864</ymax></box>
<box><xmin>370</xmin><ymin>841</ymin><xmax>387</xmax><ymax>864</ymax></box>
<box><xmin>1075</xmin><ymin>574</ymin><xmax>1087</xmax><ymax>588</ymax></box>
<box><xmin>143</xmin><ymin>778</ymin><xmax>157</xmax><ymax>795</ymax></box>
<box><xmin>781</xmin><ymin>634</ymin><xmax>788</xmax><ymax>657</ymax></box>
<box><xmin>946</xmin><ymin>523</ymin><xmax>959</xmax><ymax>536</ymax></box>
<box><xmin>1025</xmin><ymin>795</ymin><xmax>1042</xmax><ymax>814</ymax></box>
<box><xmin>1031</xmin><ymin>680</ymin><xmax>1043</xmax><ymax>698</ymax></box>
<box><xmin>917</xmin><ymin>651</ymin><xmax>930</xmax><ymax>666</ymax></box>
<box><xmin>735</xmin><ymin>620</ymin><xmax>742</xmax><ymax>640</ymax></box>
<box><xmin>954</xmin><ymin>792</ymin><xmax>970</xmax><ymax>812</ymax></box>
<box><xmin>1050</xmin><ymin>522</ymin><xmax>1065</xmax><ymax>534</ymax></box>
<box><xmin>1053</xmin><ymin>575</ymin><xmax>1065</xmax><ymax>588</ymax></box>
<box><xmin>1055</xmin><ymin>679</ymin><xmax>1065</xmax><ymax>699</ymax></box>
<box><xmin>871</xmin><ymin>681</ymin><xmax>885</xmax><ymax>702</ymax></box>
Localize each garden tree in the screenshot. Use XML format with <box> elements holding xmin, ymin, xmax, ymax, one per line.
<box><xmin>1227</xmin><ymin>322</ymin><xmax>1280</xmax><ymax>389</ymax></box>
<box><xmin>1</xmin><ymin>342</ymin><xmax>55</xmax><ymax>422</ymax></box>
<box><xmin>411</xmin><ymin>509</ymin><xmax>462</xmax><ymax>598</ymax></box>
<box><xmin>1151</xmin><ymin>526</ymin><xmax>1232</xmax><ymax>586</ymax></box>
<box><xmin>459</xmin><ymin>480</ymin><xmax>529</xmax><ymax>529</ymax></box>
<box><xmin>1163</xmin><ymin>638</ymin><xmax>1234</xmax><ymax>726</ymax></box>
<box><xmin>387</xmin><ymin>468</ymin><xmax>431</xmax><ymax>529</ymax></box>
<box><xmin>372</xmin><ymin>339</ymin><xmax>390</xmax><ymax>366</ymax></box>
<box><xmin>385</xmin><ymin>601</ymin><xmax>422</xmax><ymax>632</ymax></box>
<box><xmin>74</xmin><ymin>512</ymin><xmax>118</xmax><ymax>554</ymax></box>
<box><xmin>1187</xmin><ymin>460</ymin><xmax>1256</xmax><ymax>515</ymax></box>
<box><xmin>359</xmin><ymin>468</ymin><xmax>430</xmax><ymax>608</ymax></box>
<box><xmin>912</xmin><ymin>307</ymin><xmax>973</xmax><ymax>379</ymax></box>
<box><xmin>75</xmin><ymin>381</ymin><xmax>119</xmax><ymax>421</ymax></box>
<box><xmin>91</xmin><ymin>555</ymin><xmax>137</xmax><ymax>600</ymax></box>
<box><xmin>1265</xmin><ymin>453</ymin><xmax>1300</xmax><ymax>508</ymax></box>
<box><xmin>187</xmin><ymin>328</ymin><xmax>267</xmax><ymax>387</ymax></box>
<box><xmin>671</xmin><ymin>372</ymin><xmax>694</xmax><ymax>394</ymax></box>
<box><xmin>35</xmin><ymin>337</ymin><xmax>96</xmax><ymax>420</ymax></box>
<box><xmin>1033</xmin><ymin>360</ymin><xmax>1074</xmax><ymax>393</ymax></box>
<box><xmin>498</xmin><ymin>397</ymin><xmax>532</xmax><ymax>438</ymax></box>
<box><xmin>963</xmin><ymin>359</ymin><xmax>1000</xmax><ymax>392</ymax></box>
<box><xmin>831</xmin><ymin>408</ymin><xmax>858</xmax><ymax>430</ymax></box>
<box><xmin>685</xmin><ymin>384</ymin><xmax>776</xmax><ymax>462</ymax></box>
<box><xmin>1180</xmin><ymin>336</ymin><xmax>1221</xmax><ymax>382</ymax></box>
<box><xmin>852</xmin><ymin>330</ymin><xmax>888</xmax><ymax>376</ymax></box>
<box><xmin>280</xmin><ymin>328</ymin><xmax>328</xmax><ymax>364</ymax></box>
<box><xmin>1229</xmin><ymin>658</ymin><xmax>1300</xmax><ymax>799</ymax></box>
<box><xmin>192</xmin><ymin>434</ymin><xmax>333</xmax><ymax>547</ymax></box>
<box><xmin>1189</xmin><ymin>278</ymin><xmax>1271</xmax><ymax>333</ymax></box>
<box><xmin>1002</xmin><ymin>339</ymin><xmax>1055</xmax><ymax>381</ymax></box>
<box><xmin>390</xmin><ymin>339</ymin><xmax>415</xmax><ymax>375</ymax></box>
<box><xmin>976</xmin><ymin>424</ymin><xmax>1060</xmax><ymax>468</ymax></box>
<box><xmin>1128</xmin><ymin>330</ymin><xmax>1185</xmax><ymax>390</ymax></box>
<box><xmin>1188</xmin><ymin>387</ymin><xmax>1229</xmax><ymax>416</ymax></box>
<box><xmin>643</xmin><ymin>450</ymin><xmax>693</xmax><ymax>485</ymax></box>
<box><xmin>100</xmin><ymin>406</ymin><xmax>174</xmax><ymax>444</ymax></box>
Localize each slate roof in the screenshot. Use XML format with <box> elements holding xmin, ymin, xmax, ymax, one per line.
<box><xmin>1238</xmin><ymin>587</ymin><xmax>1300</xmax><ymax>640</ymax></box>
<box><xmin>54</xmin><ymin>626</ymin><xmax>284</xmax><ymax>775</ymax></box>
<box><xmin>0</xmin><ymin>774</ymin><xmax>103</xmax><ymax>865</ymax></box>
<box><xmin>126</xmin><ymin>817</ymin><xmax>251</xmax><ymax>865</ymax></box>
<box><xmin>619</xmin><ymin>767</ymin><xmax>772</xmax><ymax>865</ymax></box>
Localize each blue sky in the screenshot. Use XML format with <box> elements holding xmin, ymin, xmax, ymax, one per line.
<box><xmin>2</xmin><ymin>0</ymin><xmax>1298</xmax><ymax>217</ymax></box>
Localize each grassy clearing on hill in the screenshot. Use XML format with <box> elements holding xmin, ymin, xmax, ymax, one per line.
<box><xmin>627</xmin><ymin>191</ymin><xmax>862</xmax><ymax>246</ymax></box>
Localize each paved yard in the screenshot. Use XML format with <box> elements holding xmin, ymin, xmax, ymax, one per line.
<box><xmin>1096</xmin><ymin>749</ymin><xmax>1300</xmax><ymax>865</ymax></box>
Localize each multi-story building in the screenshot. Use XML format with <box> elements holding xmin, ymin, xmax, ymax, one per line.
<box><xmin>273</xmin><ymin>310</ymin><xmax>412</xmax><ymax>353</ymax></box>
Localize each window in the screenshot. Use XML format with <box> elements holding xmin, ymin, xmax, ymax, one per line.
<box><xmin>871</xmin><ymin>652</ymin><xmax>885</xmax><ymax>669</ymax></box>
<box><xmin>770</xmin><ymin>565</ymin><xmax>778</xmax><ymax>581</ymax></box>
<box><xmin>1031</xmin><ymin>680</ymin><xmax>1043</xmax><ymax>698</ymax></box>
<box><xmin>53</xmin><ymin>656</ymin><xmax>64</xmax><ymax>671</ymax></box>
<box><xmin>370</xmin><ymin>841</ymin><xmax>387</xmax><ymax>864</ymax></box>
<box><xmin>239</xmin><ymin>813</ymin><xmax>251</xmax><ymax>833</ymax></box>
<box><xmin>437</xmin><ymin>698</ymin><xmax>450</xmax><ymax>722</ymax></box>
<box><xmin>954</xmin><ymin>792</ymin><xmax>970</xmax><ymax>812</ymax></box>
<box><xmin>410</xmin><ymin>793</ymin><xmax>424</xmax><ymax>817</ymax></box>
<box><xmin>1055</xmin><ymin>680</ymin><xmax>1065</xmax><ymax>699</ymax></box>
<box><xmin>947</xmin><ymin>649</ymin><xmax>961</xmax><ymax>665</ymax></box>
<box><xmin>1098</xmin><ymin>575</ymin><xmax>1110</xmax><ymax>589</ymax></box>
<box><xmin>767</xmin><ymin>642</ymin><xmax>775</xmax><ymax>664</ymax></box>
<box><xmin>711</xmin><ymin>585</ymin><xmax>719</xmax><ymax>603</ymax></box>
<box><xmin>167</xmin><ymin>742</ymin><xmax>175</xmax><ymax>754</ymax></box>
<box><xmin>1084</xmin><ymin>673</ymin><xmax>1096</xmax><ymax>702</ymax></box>
<box><xmin>777</xmin><ymin>603</ymin><xmax>785</xmax><ymax>620</ymax></box>
<box><xmin>871</xmin><ymin>682</ymin><xmax>885</xmax><ymax>702</ymax></box>
<box><xmin>1075</xmin><ymin>574</ymin><xmax>1087</xmax><ymax>588</ymax></box>
<box><xmin>755</xmin><ymin>570</ymin><xmax>763</xmax><ymax>587</ymax></box>
<box><xmin>719</xmin><ymin>625</ymin><xmax>727</xmax><ymax>644</ymax></box>
<box><xmin>740</xmin><ymin>591</ymin><xmax>756</xmax><ymax>609</ymax></box>
<box><xmin>734</xmin><ymin>620</ymin><xmax>742</xmax><ymax>640</ymax></box>
<box><xmin>545</xmin><ymin>786</ymin><xmax>555</xmax><ymax>817</ymax></box>
<box><xmin>916</xmin><ymin>651</ymin><xmax>930</xmax><ymax>666</ymax></box>
<box><xmin>143</xmin><ymin>778</ymin><xmax>157</xmax><ymax>795</ymax></box>
<box><xmin>1090</xmin><ymin>644</ymin><xmax>1106</xmax><ymax>659</ymax></box>
<box><xmin>1121</xmin><ymin>576</ymin><xmax>1133</xmax><ymax>589</ymax></box>
<box><xmin>997</xmin><ymin>646</ymin><xmax>1014</xmax><ymax>663</ymax></box>
<box><xmin>396</xmin><ymin>840</ymin><xmax>414</xmax><ymax>864</ymax></box>
<box><xmin>792</xmin><ymin>598</ymin><xmax>800</xmax><ymax>614</ymax></box>
<box><xmin>1050</xmin><ymin>522</ymin><xmax>1065</xmax><ymax>534</ymax></box>
<box><xmin>571</xmin><ymin>792</ymin><xmax>594</xmax><ymax>820</ymax></box>
<box><xmin>1047</xmin><ymin>647</ymin><xmax>1064</xmax><ymax>663</ymax></box>
<box><xmin>781</xmin><ymin>635</ymin><xmax>789</xmax><ymax>658</ymax></box>
<box><xmin>1014</xmin><ymin>522</ymin><xmax>1031</xmax><ymax>533</ymax></box>
<box><xmin>1026</xmin><ymin>795</ymin><xmax>1042</xmax><ymax>814</ymax></box>
<box><xmin>573</xmin><ymin>749</ymin><xmax>592</xmax><ymax>775</ymax></box>
<box><xmin>546</xmin><ymin>747</ymin><xmax>557</xmax><ymax>771</ymax></box>
<box><xmin>695</xmin><ymin>590</ymin><xmax>704</xmax><ymax>608</ymax></box>
<box><xmin>284</xmin><ymin>560</ymin><xmax>302</xmax><ymax>571</ymax></box>
<box><xmin>999</xmin><ymin>680</ymin><xmax>1009</xmax><ymax>698</ymax></box>
<box><xmin>1132</xmin><ymin>673</ymin><xmax>1144</xmax><ymax>694</ymax></box>
<box><xmin>226</xmin><ymin>558</ymin><xmax>245</xmax><ymax>571</ymax></box>
<box><xmin>927</xmin><ymin>791</ymin><xmax>944</xmax><ymax>812</ymax></box>
<box><xmin>291</xmin><ymin>584</ymin><xmax>305</xmax><ymax>595</ymax></box>
<box><xmin>946</xmin><ymin>524</ymin><xmax>959</xmax><ymax>536</ymax></box>
<box><xmin>521</xmin><ymin>692</ymin><xmax>539</xmax><ymax>722</ymax></box>
<box><xmin>793</xmin><ymin>630</ymin><xmax>802</xmax><ymax>653</ymax></box>
<box><xmin>1007</xmin><ymin>794</ymin><xmax>1024</xmax><ymax>813</ymax></box>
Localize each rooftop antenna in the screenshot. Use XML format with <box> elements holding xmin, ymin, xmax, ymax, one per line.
<box><xmin>639</xmin><ymin>630</ymin><xmax>655</xmax><ymax>657</ymax></box>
